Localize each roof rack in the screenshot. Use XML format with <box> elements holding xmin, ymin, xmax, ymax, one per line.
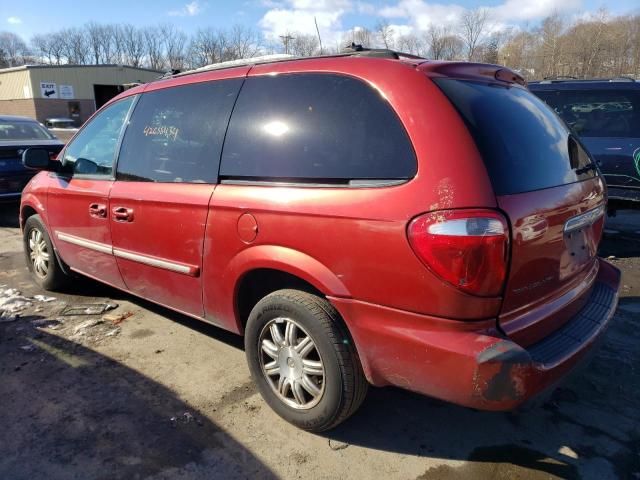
<box><xmin>536</xmin><ymin>76</ymin><xmax>638</xmax><ymax>84</ymax></box>
<box><xmin>158</xmin><ymin>45</ymin><xmax>426</xmax><ymax>80</ymax></box>
<box><xmin>542</xmin><ymin>75</ymin><xmax>577</xmax><ymax>81</ymax></box>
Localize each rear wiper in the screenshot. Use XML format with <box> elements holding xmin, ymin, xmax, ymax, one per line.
<box><xmin>575</xmin><ymin>163</ymin><xmax>598</xmax><ymax>175</ymax></box>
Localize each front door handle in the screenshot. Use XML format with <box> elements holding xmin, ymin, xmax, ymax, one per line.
<box><xmin>112</xmin><ymin>206</ymin><xmax>134</xmax><ymax>222</ymax></box>
<box><xmin>89</xmin><ymin>203</ymin><xmax>107</xmax><ymax>218</ymax></box>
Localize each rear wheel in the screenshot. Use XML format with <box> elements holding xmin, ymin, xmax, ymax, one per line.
<box><xmin>23</xmin><ymin>215</ymin><xmax>68</xmax><ymax>291</ymax></box>
<box><xmin>245</xmin><ymin>289</ymin><xmax>368</xmax><ymax>432</ymax></box>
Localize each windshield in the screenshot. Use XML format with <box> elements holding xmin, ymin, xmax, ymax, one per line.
<box><xmin>533</xmin><ymin>89</ymin><xmax>640</xmax><ymax>138</ymax></box>
<box><xmin>434</xmin><ymin>79</ymin><xmax>596</xmax><ymax>195</ymax></box>
<box><xmin>0</xmin><ymin>120</ymin><xmax>55</xmax><ymax>141</ymax></box>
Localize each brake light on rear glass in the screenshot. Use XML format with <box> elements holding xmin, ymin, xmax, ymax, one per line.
<box><xmin>408</xmin><ymin>210</ymin><xmax>510</xmax><ymax>297</ymax></box>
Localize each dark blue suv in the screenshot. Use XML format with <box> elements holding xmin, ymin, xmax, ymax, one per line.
<box><xmin>529</xmin><ymin>78</ymin><xmax>640</xmax><ymax>206</ymax></box>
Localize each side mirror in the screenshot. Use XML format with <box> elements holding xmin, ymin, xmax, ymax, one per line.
<box><xmin>22</xmin><ymin>148</ymin><xmax>57</xmax><ymax>171</ymax></box>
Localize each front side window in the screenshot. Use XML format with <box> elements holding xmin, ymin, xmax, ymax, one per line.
<box><xmin>62</xmin><ymin>97</ymin><xmax>135</xmax><ymax>177</ymax></box>
<box><xmin>116</xmin><ymin>79</ymin><xmax>243</xmax><ymax>183</ymax></box>
<box><xmin>534</xmin><ymin>89</ymin><xmax>640</xmax><ymax>138</ymax></box>
<box><xmin>220</xmin><ymin>73</ymin><xmax>417</xmax><ymax>182</ymax></box>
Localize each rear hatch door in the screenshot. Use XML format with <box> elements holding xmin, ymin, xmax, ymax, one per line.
<box><xmin>435</xmin><ymin>78</ymin><xmax>605</xmax><ymax>345</ymax></box>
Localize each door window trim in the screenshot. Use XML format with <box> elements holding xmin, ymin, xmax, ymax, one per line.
<box><xmin>57</xmin><ymin>95</ymin><xmax>139</xmax><ymax>181</ymax></box>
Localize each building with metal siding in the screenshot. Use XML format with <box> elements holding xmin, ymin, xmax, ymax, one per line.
<box><xmin>0</xmin><ymin>64</ymin><xmax>162</xmax><ymax>125</ymax></box>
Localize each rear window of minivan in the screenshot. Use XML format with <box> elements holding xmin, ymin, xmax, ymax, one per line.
<box><xmin>435</xmin><ymin>79</ymin><xmax>597</xmax><ymax>195</ymax></box>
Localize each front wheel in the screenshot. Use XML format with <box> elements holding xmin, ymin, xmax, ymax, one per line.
<box><xmin>23</xmin><ymin>214</ymin><xmax>68</xmax><ymax>291</ymax></box>
<box><xmin>245</xmin><ymin>289</ymin><xmax>368</xmax><ymax>432</ymax></box>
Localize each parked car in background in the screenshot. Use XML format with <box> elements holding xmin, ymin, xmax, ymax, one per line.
<box><xmin>44</xmin><ymin>117</ymin><xmax>76</xmax><ymax>129</ymax></box>
<box><xmin>0</xmin><ymin>115</ymin><xmax>64</xmax><ymax>201</ymax></box>
<box><xmin>19</xmin><ymin>51</ymin><xmax>620</xmax><ymax>431</ymax></box>
<box><xmin>529</xmin><ymin>78</ymin><xmax>640</xmax><ymax>207</ymax></box>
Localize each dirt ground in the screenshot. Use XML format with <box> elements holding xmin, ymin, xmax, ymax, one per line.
<box><xmin>1</xmin><ymin>201</ymin><xmax>639</xmax><ymax>480</ymax></box>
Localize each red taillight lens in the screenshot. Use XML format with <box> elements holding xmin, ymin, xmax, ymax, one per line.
<box><xmin>407</xmin><ymin>209</ymin><xmax>510</xmax><ymax>297</ymax></box>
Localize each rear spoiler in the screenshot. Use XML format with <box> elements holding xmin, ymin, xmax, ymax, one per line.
<box><xmin>418</xmin><ymin>62</ymin><xmax>526</xmax><ymax>87</ymax></box>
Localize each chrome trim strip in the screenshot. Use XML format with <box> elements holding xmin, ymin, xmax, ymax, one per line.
<box><xmin>113</xmin><ymin>248</ymin><xmax>198</xmax><ymax>276</ymax></box>
<box><xmin>564</xmin><ymin>205</ymin><xmax>606</xmax><ymax>234</ymax></box>
<box><xmin>220</xmin><ymin>178</ymin><xmax>408</xmax><ymax>188</ymax></box>
<box><xmin>56</xmin><ymin>231</ymin><xmax>198</xmax><ymax>276</ymax></box>
<box><xmin>56</xmin><ymin>232</ymin><xmax>113</xmax><ymax>254</ymax></box>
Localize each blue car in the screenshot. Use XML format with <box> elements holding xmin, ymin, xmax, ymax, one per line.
<box><xmin>0</xmin><ymin>115</ymin><xmax>64</xmax><ymax>201</ymax></box>
<box><xmin>529</xmin><ymin>78</ymin><xmax>640</xmax><ymax>206</ymax></box>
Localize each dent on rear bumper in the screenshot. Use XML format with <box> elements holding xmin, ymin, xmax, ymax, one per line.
<box><xmin>329</xmin><ymin>259</ymin><xmax>621</xmax><ymax>411</ymax></box>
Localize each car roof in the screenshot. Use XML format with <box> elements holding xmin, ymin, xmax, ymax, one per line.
<box><xmin>0</xmin><ymin>115</ymin><xmax>42</xmax><ymax>123</ymax></box>
<box><xmin>529</xmin><ymin>78</ymin><xmax>640</xmax><ymax>90</ymax></box>
<box><xmin>115</xmin><ymin>49</ymin><xmax>524</xmax><ymax>104</ymax></box>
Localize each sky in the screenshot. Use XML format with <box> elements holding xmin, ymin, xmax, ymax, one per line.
<box><xmin>2</xmin><ymin>0</ymin><xmax>639</xmax><ymax>46</ymax></box>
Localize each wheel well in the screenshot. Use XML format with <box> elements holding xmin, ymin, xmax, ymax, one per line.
<box><xmin>236</xmin><ymin>268</ymin><xmax>324</xmax><ymax>331</ymax></box>
<box><xmin>21</xmin><ymin>206</ymin><xmax>37</xmax><ymax>230</ymax></box>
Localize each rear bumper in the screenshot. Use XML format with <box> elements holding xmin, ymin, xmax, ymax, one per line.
<box><xmin>329</xmin><ymin>258</ymin><xmax>621</xmax><ymax>411</ymax></box>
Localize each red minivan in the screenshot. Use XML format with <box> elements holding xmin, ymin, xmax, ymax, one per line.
<box><xmin>20</xmin><ymin>50</ymin><xmax>621</xmax><ymax>432</ymax></box>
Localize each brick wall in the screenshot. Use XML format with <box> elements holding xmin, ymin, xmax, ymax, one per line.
<box><xmin>34</xmin><ymin>99</ymin><xmax>96</xmax><ymax>125</ymax></box>
<box><xmin>0</xmin><ymin>98</ymin><xmax>96</xmax><ymax>125</ymax></box>
<box><xmin>0</xmin><ymin>99</ymin><xmax>37</xmax><ymax>119</ymax></box>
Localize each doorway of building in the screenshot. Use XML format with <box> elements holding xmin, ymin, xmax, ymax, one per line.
<box><xmin>93</xmin><ymin>84</ymin><xmax>125</xmax><ymax>109</ymax></box>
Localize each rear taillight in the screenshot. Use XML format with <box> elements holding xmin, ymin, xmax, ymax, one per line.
<box><xmin>407</xmin><ymin>209</ymin><xmax>510</xmax><ymax>297</ymax></box>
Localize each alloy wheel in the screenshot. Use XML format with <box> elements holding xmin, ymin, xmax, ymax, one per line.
<box><xmin>258</xmin><ymin>317</ymin><xmax>326</xmax><ymax>409</ymax></box>
<box><xmin>28</xmin><ymin>228</ymin><xmax>49</xmax><ymax>278</ymax></box>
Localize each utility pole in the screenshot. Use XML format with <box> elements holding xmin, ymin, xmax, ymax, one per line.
<box><xmin>279</xmin><ymin>34</ymin><xmax>295</xmax><ymax>54</ymax></box>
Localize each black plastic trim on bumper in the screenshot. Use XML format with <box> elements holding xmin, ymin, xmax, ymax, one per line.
<box><xmin>527</xmin><ymin>281</ymin><xmax>617</xmax><ymax>366</ymax></box>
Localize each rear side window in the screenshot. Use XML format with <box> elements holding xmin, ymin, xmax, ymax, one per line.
<box><xmin>117</xmin><ymin>79</ymin><xmax>243</xmax><ymax>183</ymax></box>
<box><xmin>220</xmin><ymin>73</ymin><xmax>416</xmax><ymax>182</ymax></box>
<box><xmin>435</xmin><ymin>79</ymin><xmax>596</xmax><ymax>195</ymax></box>
<box><xmin>532</xmin><ymin>89</ymin><xmax>640</xmax><ymax>139</ymax></box>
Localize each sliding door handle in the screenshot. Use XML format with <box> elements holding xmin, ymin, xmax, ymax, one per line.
<box><xmin>89</xmin><ymin>203</ymin><xmax>107</xmax><ymax>218</ymax></box>
<box><xmin>112</xmin><ymin>206</ymin><xmax>134</xmax><ymax>222</ymax></box>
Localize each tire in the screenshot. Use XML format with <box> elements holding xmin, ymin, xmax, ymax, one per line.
<box><xmin>245</xmin><ymin>289</ymin><xmax>368</xmax><ymax>432</ymax></box>
<box><xmin>23</xmin><ymin>214</ymin><xmax>68</xmax><ymax>291</ymax></box>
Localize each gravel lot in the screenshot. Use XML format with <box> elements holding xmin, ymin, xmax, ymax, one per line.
<box><xmin>1</xmin><ymin>201</ymin><xmax>639</xmax><ymax>480</ymax></box>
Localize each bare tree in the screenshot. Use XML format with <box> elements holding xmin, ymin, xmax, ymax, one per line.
<box><xmin>121</xmin><ymin>24</ymin><xmax>144</xmax><ymax>67</ymax></box>
<box><xmin>188</xmin><ymin>28</ymin><xmax>225</xmax><ymax>67</ymax></box>
<box><xmin>227</xmin><ymin>25</ymin><xmax>260</xmax><ymax>59</ymax></box>
<box><xmin>459</xmin><ymin>8</ymin><xmax>490</xmax><ymax>61</ymax></box>
<box><xmin>289</xmin><ymin>33</ymin><xmax>319</xmax><ymax>57</ymax></box>
<box><xmin>441</xmin><ymin>35</ymin><xmax>464</xmax><ymax>60</ymax></box>
<box><xmin>396</xmin><ymin>33</ymin><xmax>427</xmax><ymax>56</ymax></box>
<box><xmin>60</xmin><ymin>28</ymin><xmax>89</xmax><ymax>64</ymax></box>
<box><xmin>344</xmin><ymin>27</ymin><xmax>373</xmax><ymax>47</ymax></box>
<box><xmin>31</xmin><ymin>34</ymin><xmax>52</xmax><ymax>64</ymax></box>
<box><xmin>0</xmin><ymin>31</ymin><xmax>29</xmax><ymax>67</ymax></box>
<box><xmin>427</xmin><ymin>25</ymin><xmax>450</xmax><ymax>59</ymax></box>
<box><xmin>144</xmin><ymin>26</ymin><xmax>164</xmax><ymax>70</ymax></box>
<box><xmin>160</xmin><ymin>24</ymin><xmax>187</xmax><ymax>70</ymax></box>
<box><xmin>110</xmin><ymin>25</ymin><xmax>126</xmax><ymax>64</ymax></box>
<box><xmin>375</xmin><ymin>20</ymin><xmax>394</xmax><ymax>49</ymax></box>
<box><xmin>538</xmin><ymin>13</ymin><xmax>565</xmax><ymax>78</ymax></box>
<box><xmin>86</xmin><ymin>22</ymin><xmax>112</xmax><ymax>64</ymax></box>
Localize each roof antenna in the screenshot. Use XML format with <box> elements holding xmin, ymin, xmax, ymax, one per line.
<box><xmin>314</xmin><ymin>16</ymin><xmax>323</xmax><ymax>55</ymax></box>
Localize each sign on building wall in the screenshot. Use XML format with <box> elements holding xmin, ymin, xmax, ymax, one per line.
<box><xmin>40</xmin><ymin>82</ymin><xmax>58</xmax><ymax>99</ymax></box>
<box><xmin>59</xmin><ymin>84</ymin><xmax>74</xmax><ymax>100</ymax></box>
